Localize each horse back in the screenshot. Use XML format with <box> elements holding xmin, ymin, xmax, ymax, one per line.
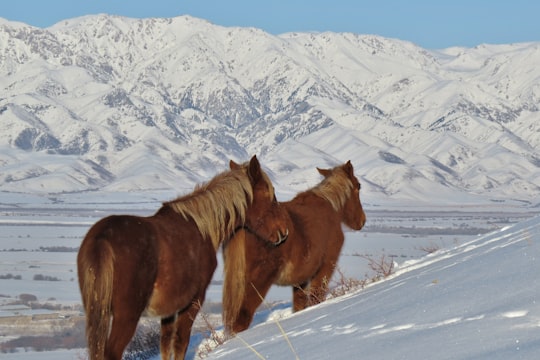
<box><xmin>83</xmin><ymin>214</ymin><xmax>159</xmax><ymax>265</ymax></box>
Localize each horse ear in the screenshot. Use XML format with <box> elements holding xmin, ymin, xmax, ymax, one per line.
<box><xmin>230</xmin><ymin>159</ymin><xmax>240</xmax><ymax>170</ymax></box>
<box><xmin>247</xmin><ymin>155</ymin><xmax>262</xmax><ymax>183</ymax></box>
<box><xmin>344</xmin><ymin>160</ymin><xmax>354</xmax><ymax>177</ymax></box>
<box><xmin>317</xmin><ymin>167</ymin><xmax>332</xmax><ymax>178</ymax></box>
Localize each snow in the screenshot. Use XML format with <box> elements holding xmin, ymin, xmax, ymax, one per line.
<box><xmin>203</xmin><ymin>216</ymin><xmax>540</xmax><ymax>360</ymax></box>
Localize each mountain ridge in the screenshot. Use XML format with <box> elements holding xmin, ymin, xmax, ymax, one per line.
<box><xmin>0</xmin><ymin>15</ymin><xmax>539</xmax><ymax>205</ymax></box>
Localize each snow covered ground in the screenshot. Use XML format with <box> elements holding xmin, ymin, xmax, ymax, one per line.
<box><xmin>204</xmin><ymin>214</ymin><xmax>540</xmax><ymax>360</ymax></box>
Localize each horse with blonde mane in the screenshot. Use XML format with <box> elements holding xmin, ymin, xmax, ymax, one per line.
<box><xmin>77</xmin><ymin>156</ymin><xmax>289</xmax><ymax>360</ymax></box>
<box><xmin>223</xmin><ymin>161</ymin><xmax>366</xmax><ymax>334</ymax></box>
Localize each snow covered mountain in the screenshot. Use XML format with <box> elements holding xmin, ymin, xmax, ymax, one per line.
<box><xmin>0</xmin><ymin>15</ymin><xmax>539</xmax><ymax>205</ymax></box>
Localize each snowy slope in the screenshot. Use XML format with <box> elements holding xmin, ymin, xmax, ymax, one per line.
<box><xmin>0</xmin><ymin>15</ymin><xmax>540</xmax><ymax>204</ymax></box>
<box><xmin>203</xmin><ymin>215</ymin><xmax>540</xmax><ymax>360</ymax></box>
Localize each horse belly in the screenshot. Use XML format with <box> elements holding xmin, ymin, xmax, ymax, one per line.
<box><xmin>275</xmin><ymin>261</ymin><xmax>294</xmax><ymax>285</ymax></box>
<box><xmin>275</xmin><ymin>259</ymin><xmax>318</xmax><ymax>286</ymax></box>
<box><xmin>146</xmin><ymin>286</ymin><xmax>185</xmax><ymax>317</ymax></box>
<box><xmin>146</xmin><ymin>250</ymin><xmax>216</xmax><ymax>317</ymax></box>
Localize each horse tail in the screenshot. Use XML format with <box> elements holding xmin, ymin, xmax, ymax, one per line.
<box><xmin>223</xmin><ymin>229</ymin><xmax>247</xmax><ymax>334</ymax></box>
<box><xmin>77</xmin><ymin>233</ymin><xmax>115</xmax><ymax>360</ymax></box>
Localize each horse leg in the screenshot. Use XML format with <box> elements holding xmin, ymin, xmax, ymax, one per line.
<box><xmin>233</xmin><ymin>280</ymin><xmax>273</xmax><ymax>333</ymax></box>
<box><xmin>105</xmin><ymin>308</ymin><xmax>142</xmax><ymax>360</ymax></box>
<box><xmin>160</xmin><ymin>315</ymin><xmax>176</xmax><ymax>360</ymax></box>
<box><xmin>307</xmin><ymin>261</ymin><xmax>337</xmax><ymax>307</ymax></box>
<box><xmin>172</xmin><ymin>301</ymin><xmax>201</xmax><ymax>359</ymax></box>
<box><xmin>292</xmin><ymin>282</ymin><xmax>310</xmax><ymax>312</ymax></box>
<box><xmin>107</xmin><ymin>262</ymin><xmax>155</xmax><ymax>359</ymax></box>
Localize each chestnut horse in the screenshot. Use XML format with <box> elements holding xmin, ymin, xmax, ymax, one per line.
<box><xmin>223</xmin><ymin>161</ymin><xmax>366</xmax><ymax>334</ymax></box>
<box><xmin>77</xmin><ymin>156</ymin><xmax>289</xmax><ymax>360</ymax></box>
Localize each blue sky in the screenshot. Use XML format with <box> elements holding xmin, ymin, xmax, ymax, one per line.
<box><xmin>1</xmin><ymin>0</ymin><xmax>539</xmax><ymax>49</ymax></box>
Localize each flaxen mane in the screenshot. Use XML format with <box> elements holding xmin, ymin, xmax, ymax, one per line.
<box><xmin>166</xmin><ymin>169</ymin><xmax>253</xmax><ymax>250</ymax></box>
<box><xmin>311</xmin><ymin>168</ymin><xmax>353</xmax><ymax>211</ymax></box>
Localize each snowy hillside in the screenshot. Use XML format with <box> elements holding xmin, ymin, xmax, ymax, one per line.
<box><xmin>0</xmin><ymin>15</ymin><xmax>539</xmax><ymax>204</ymax></box>
<box><xmin>203</xmin><ymin>215</ymin><xmax>540</xmax><ymax>360</ymax></box>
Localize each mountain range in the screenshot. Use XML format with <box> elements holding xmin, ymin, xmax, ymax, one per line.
<box><xmin>1</xmin><ymin>15</ymin><xmax>539</xmax><ymax>206</ymax></box>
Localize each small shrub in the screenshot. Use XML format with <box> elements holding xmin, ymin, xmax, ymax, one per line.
<box><xmin>33</xmin><ymin>274</ymin><xmax>61</xmax><ymax>281</ymax></box>
<box><xmin>416</xmin><ymin>242</ymin><xmax>442</xmax><ymax>254</ymax></box>
<box><xmin>328</xmin><ymin>267</ymin><xmax>368</xmax><ymax>298</ymax></box>
<box><xmin>354</xmin><ymin>252</ymin><xmax>396</xmax><ymax>281</ymax></box>
<box><xmin>369</xmin><ymin>253</ymin><xmax>395</xmax><ymax>279</ymax></box>
<box><xmin>196</xmin><ymin>308</ymin><xmax>228</xmax><ymax>358</ymax></box>
<box><xmin>0</xmin><ymin>273</ymin><xmax>22</xmax><ymax>280</ymax></box>
<box><xmin>39</xmin><ymin>246</ymin><xmax>79</xmax><ymax>252</ymax></box>
<box><xmin>19</xmin><ymin>293</ymin><xmax>38</xmax><ymax>302</ymax></box>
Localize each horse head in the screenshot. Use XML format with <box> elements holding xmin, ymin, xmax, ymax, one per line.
<box><xmin>317</xmin><ymin>160</ymin><xmax>366</xmax><ymax>230</ymax></box>
<box><xmin>230</xmin><ymin>155</ymin><xmax>289</xmax><ymax>245</ymax></box>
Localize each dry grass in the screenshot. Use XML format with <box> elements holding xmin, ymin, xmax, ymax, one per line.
<box><xmin>362</xmin><ymin>253</ymin><xmax>396</xmax><ymax>279</ymax></box>
<box><xmin>329</xmin><ymin>253</ymin><xmax>397</xmax><ymax>299</ymax></box>
<box><xmin>328</xmin><ymin>267</ymin><xmax>369</xmax><ymax>298</ymax></box>
<box><xmin>196</xmin><ymin>306</ymin><xmax>228</xmax><ymax>358</ymax></box>
<box><xmin>416</xmin><ymin>241</ymin><xmax>442</xmax><ymax>254</ymax></box>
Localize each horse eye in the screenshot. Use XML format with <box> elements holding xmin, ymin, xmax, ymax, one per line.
<box><xmin>357</xmin><ymin>183</ymin><xmax>361</xmax><ymax>190</ymax></box>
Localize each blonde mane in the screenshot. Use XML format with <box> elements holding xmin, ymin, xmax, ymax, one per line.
<box><xmin>311</xmin><ymin>167</ymin><xmax>354</xmax><ymax>211</ymax></box>
<box><xmin>165</xmin><ymin>169</ymin><xmax>253</xmax><ymax>250</ymax></box>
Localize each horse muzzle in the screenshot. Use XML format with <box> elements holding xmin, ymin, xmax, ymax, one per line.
<box><xmin>351</xmin><ymin>218</ymin><xmax>366</xmax><ymax>231</ymax></box>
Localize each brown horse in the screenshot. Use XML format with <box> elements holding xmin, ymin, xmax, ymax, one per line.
<box><xmin>77</xmin><ymin>156</ymin><xmax>289</xmax><ymax>360</ymax></box>
<box><xmin>223</xmin><ymin>161</ymin><xmax>366</xmax><ymax>334</ymax></box>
